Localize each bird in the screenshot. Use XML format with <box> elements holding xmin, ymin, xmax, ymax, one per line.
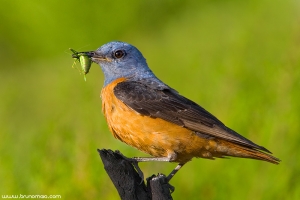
<box><xmin>80</xmin><ymin>41</ymin><xmax>280</xmax><ymax>181</ymax></box>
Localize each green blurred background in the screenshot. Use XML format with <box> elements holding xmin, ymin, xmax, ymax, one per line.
<box><xmin>0</xmin><ymin>0</ymin><xmax>299</xmax><ymax>199</ymax></box>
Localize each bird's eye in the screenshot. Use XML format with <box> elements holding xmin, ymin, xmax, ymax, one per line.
<box><xmin>114</xmin><ymin>50</ymin><xmax>125</xmax><ymax>59</ymax></box>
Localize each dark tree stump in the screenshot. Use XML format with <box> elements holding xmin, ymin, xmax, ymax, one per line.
<box><xmin>98</xmin><ymin>149</ymin><xmax>174</xmax><ymax>200</ymax></box>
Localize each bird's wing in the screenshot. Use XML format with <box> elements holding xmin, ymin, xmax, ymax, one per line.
<box><xmin>114</xmin><ymin>80</ymin><xmax>271</xmax><ymax>153</ymax></box>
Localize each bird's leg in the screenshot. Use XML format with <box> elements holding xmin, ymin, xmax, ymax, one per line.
<box><xmin>115</xmin><ymin>151</ymin><xmax>179</xmax><ymax>182</ymax></box>
<box><xmin>132</xmin><ymin>157</ymin><xmax>173</xmax><ymax>162</ymax></box>
<box><xmin>115</xmin><ymin>151</ymin><xmax>187</xmax><ymax>183</ymax></box>
<box><xmin>132</xmin><ymin>151</ymin><xmax>178</xmax><ymax>162</ymax></box>
<box><xmin>132</xmin><ymin>159</ymin><xmax>186</xmax><ymax>182</ymax></box>
<box><xmin>131</xmin><ymin>157</ymin><xmax>174</xmax><ymax>183</ymax></box>
<box><xmin>166</xmin><ymin>163</ymin><xmax>185</xmax><ymax>181</ymax></box>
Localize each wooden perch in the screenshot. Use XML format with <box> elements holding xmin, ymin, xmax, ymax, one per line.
<box><xmin>98</xmin><ymin>149</ymin><xmax>174</xmax><ymax>200</ymax></box>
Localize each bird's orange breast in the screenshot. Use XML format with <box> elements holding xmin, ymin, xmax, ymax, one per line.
<box><xmin>100</xmin><ymin>78</ymin><xmax>222</xmax><ymax>163</ymax></box>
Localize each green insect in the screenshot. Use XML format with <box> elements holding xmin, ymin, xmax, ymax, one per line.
<box><xmin>70</xmin><ymin>48</ymin><xmax>92</xmax><ymax>81</ymax></box>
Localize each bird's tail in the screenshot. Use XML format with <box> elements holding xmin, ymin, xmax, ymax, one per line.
<box><xmin>216</xmin><ymin>140</ymin><xmax>280</xmax><ymax>164</ymax></box>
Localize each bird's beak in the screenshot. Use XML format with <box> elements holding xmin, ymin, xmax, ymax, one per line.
<box><xmin>89</xmin><ymin>51</ymin><xmax>111</xmax><ymax>62</ymax></box>
<box><xmin>71</xmin><ymin>50</ymin><xmax>111</xmax><ymax>63</ymax></box>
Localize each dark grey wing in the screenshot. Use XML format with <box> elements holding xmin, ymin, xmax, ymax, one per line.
<box><xmin>114</xmin><ymin>81</ymin><xmax>271</xmax><ymax>153</ymax></box>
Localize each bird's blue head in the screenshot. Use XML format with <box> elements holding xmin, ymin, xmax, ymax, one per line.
<box><xmin>90</xmin><ymin>41</ymin><xmax>161</xmax><ymax>87</ymax></box>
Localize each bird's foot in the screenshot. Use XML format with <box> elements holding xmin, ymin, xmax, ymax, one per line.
<box><xmin>147</xmin><ymin>173</ymin><xmax>175</xmax><ymax>194</ymax></box>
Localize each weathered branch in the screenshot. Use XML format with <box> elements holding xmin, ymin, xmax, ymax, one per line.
<box><xmin>98</xmin><ymin>149</ymin><xmax>174</xmax><ymax>200</ymax></box>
